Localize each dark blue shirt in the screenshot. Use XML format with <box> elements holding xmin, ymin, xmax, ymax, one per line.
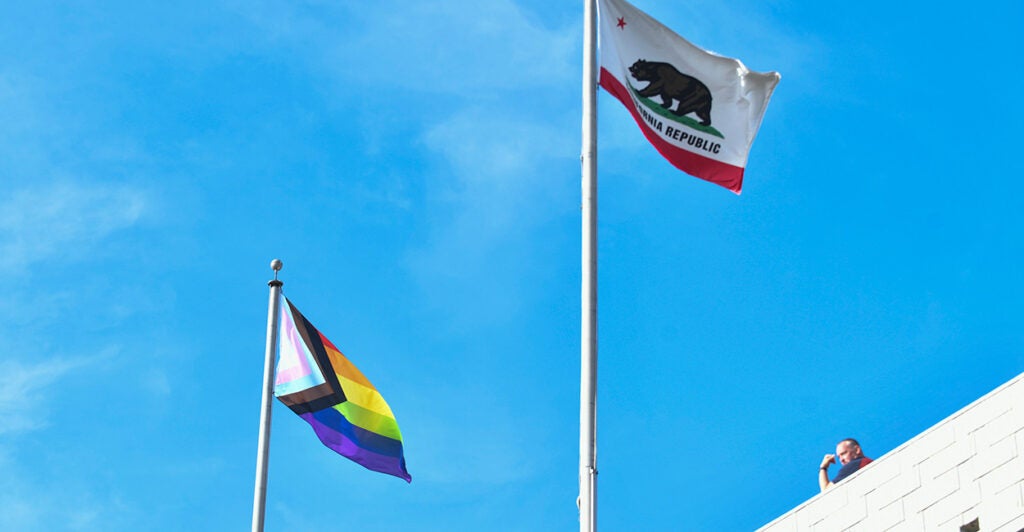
<box><xmin>832</xmin><ymin>456</ymin><xmax>873</xmax><ymax>484</ymax></box>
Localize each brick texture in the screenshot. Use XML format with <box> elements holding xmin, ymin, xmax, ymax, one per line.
<box><xmin>759</xmin><ymin>373</ymin><xmax>1024</xmax><ymax>532</ymax></box>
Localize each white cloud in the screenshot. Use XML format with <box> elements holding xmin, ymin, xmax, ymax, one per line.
<box><xmin>645</xmin><ymin>0</ymin><xmax>815</xmax><ymax>72</ymax></box>
<box><xmin>0</xmin><ymin>446</ymin><xmax>138</xmax><ymax>531</ymax></box>
<box><xmin>333</xmin><ymin>0</ymin><xmax>578</xmax><ymax>94</ymax></box>
<box><xmin>0</xmin><ymin>357</ymin><xmax>96</xmax><ymax>435</ymax></box>
<box><xmin>424</xmin><ymin>106</ymin><xmax>574</xmax><ymax>202</ymax></box>
<box><xmin>410</xmin><ymin>419</ymin><xmax>537</xmax><ymax>485</ymax></box>
<box><xmin>403</xmin><ymin>106</ymin><xmax>579</xmax><ymax>327</ymax></box>
<box><xmin>416</xmin><ymin>105</ymin><xmax>575</xmax><ymax>249</ymax></box>
<box><xmin>235</xmin><ymin>0</ymin><xmax>579</xmax><ymax>95</ymax></box>
<box><xmin>143</xmin><ymin>369</ymin><xmax>173</xmax><ymax>398</ymax></box>
<box><xmin>232</xmin><ymin>0</ymin><xmax>583</xmax><ymax>238</ymax></box>
<box><xmin>0</xmin><ymin>182</ymin><xmax>147</xmax><ymax>272</ymax></box>
<box><xmin>231</xmin><ymin>0</ymin><xmax>587</xmax><ymax>325</ymax></box>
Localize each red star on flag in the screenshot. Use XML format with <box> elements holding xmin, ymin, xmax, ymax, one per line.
<box><xmin>616</xmin><ymin>17</ymin><xmax>626</xmax><ymax>29</ymax></box>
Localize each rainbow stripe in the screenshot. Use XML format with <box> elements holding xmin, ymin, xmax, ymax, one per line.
<box><xmin>275</xmin><ymin>297</ymin><xmax>411</xmax><ymax>482</ymax></box>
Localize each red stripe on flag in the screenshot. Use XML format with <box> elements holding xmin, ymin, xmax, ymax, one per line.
<box><xmin>600</xmin><ymin>67</ymin><xmax>744</xmax><ymax>194</ymax></box>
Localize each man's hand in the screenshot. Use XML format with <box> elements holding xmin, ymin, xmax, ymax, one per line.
<box><xmin>820</xmin><ymin>454</ymin><xmax>836</xmax><ymax>470</ymax></box>
<box><xmin>818</xmin><ymin>454</ymin><xmax>836</xmax><ymax>492</ymax></box>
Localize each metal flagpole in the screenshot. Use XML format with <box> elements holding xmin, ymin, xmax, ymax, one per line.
<box><xmin>580</xmin><ymin>0</ymin><xmax>598</xmax><ymax>529</ymax></box>
<box><xmin>252</xmin><ymin>259</ymin><xmax>284</xmax><ymax>532</ymax></box>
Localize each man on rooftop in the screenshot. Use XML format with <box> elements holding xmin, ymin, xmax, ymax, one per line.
<box><xmin>819</xmin><ymin>438</ymin><xmax>873</xmax><ymax>492</ymax></box>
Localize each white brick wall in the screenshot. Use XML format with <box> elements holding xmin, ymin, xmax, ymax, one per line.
<box><xmin>759</xmin><ymin>373</ymin><xmax>1024</xmax><ymax>532</ymax></box>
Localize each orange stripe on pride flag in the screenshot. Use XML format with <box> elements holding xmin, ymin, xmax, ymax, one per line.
<box><xmin>320</xmin><ymin>333</ymin><xmax>373</xmax><ymax>388</ymax></box>
<box><xmin>319</xmin><ymin>333</ymin><xmax>397</xmax><ymax>418</ymax></box>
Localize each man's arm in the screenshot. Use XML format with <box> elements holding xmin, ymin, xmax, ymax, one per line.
<box><xmin>818</xmin><ymin>454</ymin><xmax>835</xmax><ymax>492</ymax></box>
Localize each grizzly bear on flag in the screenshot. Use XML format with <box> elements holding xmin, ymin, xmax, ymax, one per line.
<box><xmin>629</xmin><ymin>59</ymin><xmax>713</xmax><ymax>126</ymax></box>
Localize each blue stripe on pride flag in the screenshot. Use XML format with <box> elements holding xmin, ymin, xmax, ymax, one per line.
<box><xmin>308</xmin><ymin>405</ymin><xmax>405</xmax><ymax>458</ymax></box>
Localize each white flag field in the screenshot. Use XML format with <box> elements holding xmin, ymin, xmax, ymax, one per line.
<box><xmin>598</xmin><ymin>0</ymin><xmax>780</xmax><ymax>193</ymax></box>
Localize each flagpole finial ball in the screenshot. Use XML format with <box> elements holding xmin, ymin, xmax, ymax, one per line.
<box><xmin>270</xmin><ymin>259</ymin><xmax>283</xmax><ymax>272</ymax></box>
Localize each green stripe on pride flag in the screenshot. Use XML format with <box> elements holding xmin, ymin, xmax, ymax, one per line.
<box><xmin>628</xmin><ymin>82</ymin><xmax>725</xmax><ymax>139</ymax></box>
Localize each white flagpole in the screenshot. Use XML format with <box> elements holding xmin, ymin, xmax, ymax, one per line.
<box><xmin>252</xmin><ymin>259</ymin><xmax>284</xmax><ymax>532</ymax></box>
<box><xmin>580</xmin><ymin>0</ymin><xmax>598</xmax><ymax>529</ymax></box>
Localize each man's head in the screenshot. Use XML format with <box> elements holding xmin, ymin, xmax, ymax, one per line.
<box><xmin>835</xmin><ymin>438</ymin><xmax>863</xmax><ymax>465</ymax></box>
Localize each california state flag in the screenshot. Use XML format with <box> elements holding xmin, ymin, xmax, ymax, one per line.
<box><xmin>599</xmin><ymin>0</ymin><xmax>780</xmax><ymax>193</ymax></box>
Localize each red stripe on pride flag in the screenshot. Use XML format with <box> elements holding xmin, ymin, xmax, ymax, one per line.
<box><xmin>600</xmin><ymin>67</ymin><xmax>744</xmax><ymax>194</ymax></box>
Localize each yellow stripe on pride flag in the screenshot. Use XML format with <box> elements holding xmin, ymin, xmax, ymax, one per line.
<box><xmin>338</xmin><ymin>375</ymin><xmax>395</xmax><ymax>419</ymax></box>
<box><xmin>319</xmin><ymin>330</ymin><xmax>397</xmax><ymax>419</ymax></box>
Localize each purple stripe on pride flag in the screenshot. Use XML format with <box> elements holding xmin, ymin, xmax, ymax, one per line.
<box><xmin>299</xmin><ymin>412</ymin><xmax>411</xmax><ymax>483</ymax></box>
<box><xmin>309</xmin><ymin>407</ymin><xmax>404</xmax><ymax>457</ymax></box>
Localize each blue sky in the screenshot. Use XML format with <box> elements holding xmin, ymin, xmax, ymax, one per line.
<box><xmin>2</xmin><ymin>0</ymin><xmax>1022</xmax><ymax>530</ymax></box>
